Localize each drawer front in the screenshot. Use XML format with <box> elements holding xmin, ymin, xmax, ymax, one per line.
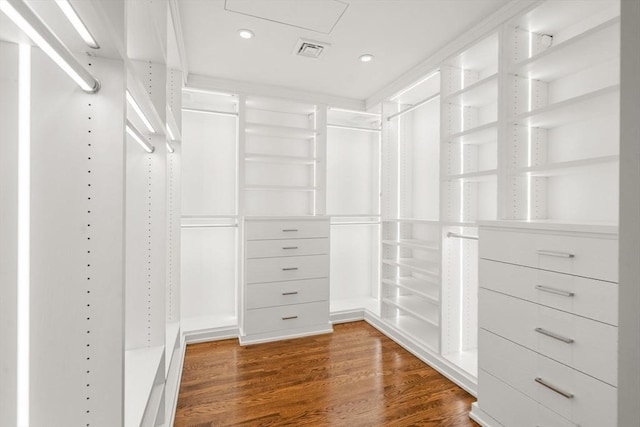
<box><xmin>479</xmin><ymin>370</ymin><xmax>579</xmax><ymax>427</ymax></box>
<box><xmin>246</xmin><ymin>255</ymin><xmax>329</xmax><ymax>284</ymax></box>
<box><xmin>244</xmin><ymin>301</ymin><xmax>329</xmax><ymax>335</ymax></box>
<box><xmin>246</xmin><ymin>238</ymin><xmax>329</xmax><ymax>259</ymax></box>
<box><xmin>246</xmin><ymin>278</ymin><xmax>329</xmax><ymax>309</ymax></box>
<box><xmin>480</xmin><ymin>330</ymin><xmax>617</xmax><ymax>427</ymax></box>
<box><xmin>479</xmin><ymin>289</ymin><xmax>617</xmax><ymax>386</ymax></box>
<box><xmin>480</xmin><ymin>259</ymin><xmax>618</xmax><ymax>325</ymax></box>
<box><xmin>245</xmin><ymin>220</ymin><xmax>329</xmax><ymax>240</ymax></box>
<box><xmin>479</xmin><ymin>228</ymin><xmax>617</xmax><ymax>282</ymax></box>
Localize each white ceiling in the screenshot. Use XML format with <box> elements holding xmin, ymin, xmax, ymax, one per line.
<box><xmin>178</xmin><ymin>0</ymin><xmax>510</xmax><ymax>101</ymax></box>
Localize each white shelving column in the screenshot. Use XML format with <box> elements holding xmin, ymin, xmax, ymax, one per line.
<box><xmin>326</xmin><ymin>108</ymin><xmax>382</xmax><ymax>318</ymax></box>
<box><xmin>439</xmin><ymin>33</ymin><xmax>500</xmax><ymax>379</ymax></box>
<box><xmin>503</xmin><ymin>0</ymin><xmax>620</xmax><ymax>223</ymax></box>
<box><xmin>380</xmin><ymin>73</ymin><xmax>442</xmax><ymax>353</ymax></box>
<box><xmin>180</xmin><ymin>90</ymin><xmax>239</xmax><ymax>338</ymax></box>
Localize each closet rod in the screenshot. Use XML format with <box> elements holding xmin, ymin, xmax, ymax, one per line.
<box><xmin>181</xmin><ymin>224</ymin><xmax>238</xmax><ymax>228</ymax></box>
<box><xmin>182</xmin><ymin>107</ymin><xmax>238</xmax><ymax>117</ymax></box>
<box><xmin>447</xmin><ymin>232</ymin><xmax>478</xmax><ymax>241</ymax></box>
<box><xmin>387</xmin><ymin>93</ymin><xmax>440</xmax><ymax>121</ymax></box>
<box><xmin>327</xmin><ymin>123</ymin><xmax>381</xmax><ymax>133</ymax></box>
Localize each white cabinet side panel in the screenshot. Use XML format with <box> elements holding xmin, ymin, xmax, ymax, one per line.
<box><xmin>30</xmin><ymin>51</ymin><xmax>125</xmax><ymax>426</ymax></box>
<box><xmin>0</xmin><ymin>41</ymin><xmax>18</xmax><ymax>427</ymax></box>
<box><xmin>330</xmin><ymin>225</ymin><xmax>378</xmax><ymax>300</ymax></box>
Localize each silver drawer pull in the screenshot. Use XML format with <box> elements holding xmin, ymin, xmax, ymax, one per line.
<box><xmin>282</xmin><ymin>229</ymin><xmax>298</xmax><ymax>232</ymax></box>
<box><xmin>534</xmin><ymin>327</ymin><xmax>574</xmax><ymax>344</ymax></box>
<box><xmin>282</xmin><ymin>315</ymin><xmax>298</xmax><ymax>320</ymax></box>
<box><xmin>282</xmin><ymin>246</ymin><xmax>299</xmax><ymax>250</ymax></box>
<box><xmin>282</xmin><ymin>267</ymin><xmax>298</xmax><ymax>271</ymax></box>
<box><xmin>282</xmin><ymin>291</ymin><xmax>298</xmax><ymax>296</ymax></box>
<box><xmin>534</xmin><ymin>377</ymin><xmax>574</xmax><ymax>399</ymax></box>
<box><xmin>536</xmin><ymin>250</ymin><xmax>575</xmax><ymax>258</ymax></box>
<box><xmin>535</xmin><ymin>285</ymin><xmax>575</xmax><ymax>297</ymax></box>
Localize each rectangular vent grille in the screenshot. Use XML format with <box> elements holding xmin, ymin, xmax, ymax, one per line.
<box><xmin>293</xmin><ymin>39</ymin><xmax>329</xmax><ymax>59</ymax></box>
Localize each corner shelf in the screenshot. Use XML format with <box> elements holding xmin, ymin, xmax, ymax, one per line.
<box><xmin>382</xmin><ymin>296</ymin><xmax>440</xmax><ymax>326</ymax></box>
<box><xmin>382</xmin><ymin>277</ymin><xmax>440</xmax><ymax>303</ymax></box>
<box><xmin>382</xmin><ymin>258</ymin><xmax>440</xmax><ymax>278</ymax></box>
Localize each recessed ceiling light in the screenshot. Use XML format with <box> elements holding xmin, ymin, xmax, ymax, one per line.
<box><xmin>359</xmin><ymin>54</ymin><xmax>374</xmax><ymax>63</ymax></box>
<box><xmin>238</xmin><ymin>29</ymin><xmax>254</xmax><ymax>39</ymax></box>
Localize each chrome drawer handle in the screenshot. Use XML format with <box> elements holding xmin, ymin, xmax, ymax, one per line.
<box><xmin>282</xmin><ymin>315</ymin><xmax>298</xmax><ymax>320</ymax></box>
<box><xmin>282</xmin><ymin>267</ymin><xmax>298</xmax><ymax>271</ymax></box>
<box><xmin>534</xmin><ymin>327</ymin><xmax>574</xmax><ymax>344</ymax></box>
<box><xmin>282</xmin><ymin>229</ymin><xmax>298</xmax><ymax>232</ymax></box>
<box><xmin>535</xmin><ymin>285</ymin><xmax>575</xmax><ymax>297</ymax></box>
<box><xmin>282</xmin><ymin>291</ymin><xmax>298</xmax><ymax>295</ymax></box>
<box><xmin>536</xmin><ymin>250</ymin><xmax>575</xmax><ymax>258</ymax></box>
<box><xmin>282</xmin><ymin>246</ymin><xmax>299</xmax><ymax>250</ymax></box>
<box><xmin>534</xmin><ymin>377</ymin><xmax>574</xmax><ymax>399</ymax></box>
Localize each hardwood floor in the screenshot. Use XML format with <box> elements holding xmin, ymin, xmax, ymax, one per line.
<box><xmin>175</xmin><ymin>321</ymin><xmax>479</xmax><ymax>426</ymax></box>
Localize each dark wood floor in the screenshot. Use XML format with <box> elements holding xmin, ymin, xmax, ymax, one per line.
<box><xmin>175</xmin><ymin>321</ymin><xmax>479</xmax><ymax>426</ymax></box>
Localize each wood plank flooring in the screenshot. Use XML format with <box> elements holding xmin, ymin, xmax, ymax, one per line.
<box><xmin>175</xmin><ymin>321</ymin><xmax>479</xmax><ymax>426</ymax></box>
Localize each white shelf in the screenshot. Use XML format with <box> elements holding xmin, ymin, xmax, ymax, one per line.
<box><xmin>445</xmin><ymin>73</ymin><xmax>498</xmax><ymax>107</ymax></box>
<box><xmin>245</xmin><ymin>153</ymin><xmax>317</xmax><ymax>165</ymax></box>
<box><xmin>125</xmin><ymin>346</ymin><xmax>164</xmax><ymax>427</ymax></box>
<box><xmin>444</xmin><ymin>348</ymin><xmax>478</xmax><ymax>378</ymax></box>
<box><xmin>244</xmin><ymin>185</ymin><xmax>316</xmax><ymax>191</ymax></box>
<box><xmin>382</xmin><ymin>218</ymin><xmax>440</xmax><ymax>225</ymax></box>
<box><xmin>165</xmin><ymin>321</ymin><xmax>180</xmax><ymax>377</ymax></box>
<box><xmin>382</xmin><ymin>239</ymin><xmax>439</xmax><ymax>251</ymax></box>
<box><xmin>511</xmin><ymin>17</ymin><xmax>620</xmax><ymax>82</ymax></box>
<box><xmin>245</xmin><ymin>122</ymin><xmax>317</xmax><ymax>139</ymax></box>
<box><xmin>516</xmin><ymin>155</ymin><xmax>619</xmax><ymax>177</ymax></box>
<box><xmin>382</xmin><ymin>258</ymin><xmax>440</xmax><ymax>277</ymax></box>
<box><xmin>510</xmin><ymin>84</ymin><xmax>619</xmax><ymax>128</ymax></box>
<box><xmin>445</xmin><ymin>121</ymin><xmax>498</xmax><ymax>144</ymax></box>
<box><xmin>382</xmin><ymin>277</ymin><xmax>440</xmax><ymax>303</ymax></box>
<box><xmin>381</xmin><ymin>314</ymin><xmax>439</xmax><ymax>353</ymax></box>
<box><xmin>445</xmin><ymin>169</ymin><xmax>498</xmax><ymax>182</ymax></box>
<box><xmin>383</xmin><ymin>296</ymin><xmax>439</xmax><ymax>326</ymax></box>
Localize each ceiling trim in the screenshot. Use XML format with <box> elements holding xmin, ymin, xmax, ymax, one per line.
<box><xmin>365</xmin><ymin>0</ymin><xmax>541</xmax><ymax>109</ymax></box>
<box><xmin>187</xmin><ymin>73</ymin><xmax>365</xmax><ymax>110</ymax></box>
<box><xmin>168</xmin><ymin>0</ymin><xmax>189</xmax><ymax>84</ymax></box>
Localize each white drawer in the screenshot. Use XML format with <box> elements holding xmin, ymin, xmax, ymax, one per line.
<box><xmin>246</xmin><ymin>254</ymin><xmax>329</xmax><ymax>284</ymax></box>
<box><xmin>245</xmin><ymin>220</ymin><xmax>329</xmax><ymax>240</ymax></box>
<box><xmin>479</xmin><ymin>370</ymin><xmax>579</xmax><ymax>427</ymax></box>
<box><xmin>244</xmin><ymin>301</ymin><xmax>329</xmax><ymax>335</ymax></box>
<box><xmin>479</xmin><ymin>228</ymin><xmax>617</xmax><ymax>282</ymax></box>
<box><xmin>480</xmin><ymin>329</ymin><xmax>616</xmax><ymax>427</ymax></box>
<box><xmin>479</xmin><ymin>289</ymin><xmax>617</xmax><ymax>386</ymax></box>
<box><xmin>246</xmin><ymin>238</ymin><xmax>329</xmax><ymax>259</ymax></box>
<box><xmin>246</xmin><ymin>278</ymin><xmax>329</xmax><ymax>309</ymax></box>
<box><xmin>480</xmin><ymin>259</ymin><xmax>618</xmax><ymax>325</ymax></box>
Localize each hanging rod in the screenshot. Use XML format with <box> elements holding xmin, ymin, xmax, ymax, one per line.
<box><xmin>387</xmin><ymin>93</ymin><xmax>440</xmax><ymax>121</ymax></box>
<box><xmin>182</xmin><ymin>107</ymin><xmax>238</xmax><ymax>117</ymax></box>
<box><xmin>447</xmin><ymin>232</ymin><xmax>478</xmax><ymax>241</ymax></box>
<box><xmin>327</xmin><ymin>123</ymin><xmax>381</xmax><ymax>133</ymax></box>
<box><xmin>181</xmin><ymin>224</ymin><xmax>238</xmax><ymax>228</ymax></box>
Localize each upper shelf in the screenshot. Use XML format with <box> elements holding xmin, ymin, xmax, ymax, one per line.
<box><xmin>444</xmin><ymin>73</ymin><xmax>498</xmax><ymax>107</ymax></box>
<box><xmin>245</xmin><ymin>123</ymin><xmax>317</xmax><ymax>139</ymax></box>
<box><xmin>445</xmin><ymin>121</ymin><xmax>498</xmax><ymax>144</ymax></box>
<box><xmin>245</xmin><ymin>153</ymin><xmax>316</xmax><ymax>165</ymax></box>
<box><xmin>509</xmin><ymin>85</ymin><xmax>619</xmax><ymax>128</ymax></box>
<box><xmin>510</xmin><ymin>17</ymin><xmax>620</xmax><ymax>82</ymax></box>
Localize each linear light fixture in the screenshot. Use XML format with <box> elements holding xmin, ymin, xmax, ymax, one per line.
<box><xmin>166</xmin><ymin>141</ymin><xmax>175</xmax><ymax>153</ymax></box>
<box><xmin>183</xmin><ymin>87</ymin><xmax>235</xmax><ymax>97</ymax></box>
<box><xmin>165</xmin><ymin>123</ymin><xmax>175</xmax><ymax>141</ymax></box>
<box><xmin>126</xmin><ymin>90</ymin><xmax>156</xmax><ymax>133</ymax></box>
<box><xmin>182</xmin><ymin>107</ymin><xmax>238</xmax><ymax>117</ymax></box>
<box><xmin>0</xmin><ymin>0</ymin><xmax>100</xmax><ymax>93</ymax></box>
<box><xmin>54</xmin><ymin>0</ymin><xmax>99</xmax><ymax>49</ymax></box>
<box><xmin>126</xmin><ymin>120</ymin><xmax>155</xmax><ymax>153</ymax></box>
<box><xmin>391</xmin><ymin>69</ymin><xmax>439</xmax><ymax>101</ymax></box>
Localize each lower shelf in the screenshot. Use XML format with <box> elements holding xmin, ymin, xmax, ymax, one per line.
<box><xmin>124</xmin><ymin>345</ymin><xmax>164</xmax><ymax>427</ymax></box>
<box><xmin>443</xmin><ymin>348</ymin><xmax>478</xmax><ymax>378</ymax></box>
<box><xmin>381</xmin><ymin>314</ymin><xmax>439</xmax><ymax>353</ymax></box>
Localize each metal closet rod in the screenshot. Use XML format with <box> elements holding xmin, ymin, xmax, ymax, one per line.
<box><xmin>387</xmin><ymin>93</ymin><xmax>440</xmax><ymax>121</ymax></box>
<box><xmin>0</xmin><ymin>0</ymin><xmax>100</xmax><ymax>93</ymax></box>
<box><xmin>447</xmin><ymin>232</ymin><xmax>479</xmax><ymax>241</ymax></box>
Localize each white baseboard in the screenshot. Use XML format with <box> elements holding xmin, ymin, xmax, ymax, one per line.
<box><xmin>183</xmin><ymin>326</ymin><xmax>239</xmax><ymax>344</ymax></box>
<box><xmin>469</xmin><ymin>402</ymin><xmax>502</xmax><ymax>427</ymax></box>
<box><xmin>238</xmin><ymin>324</ymin><xmax>333</xmax><ymax>345</ymax></box>
<box><xmin>330</xmin><ymin>308</ymin><xmax>365</xmax><ymax>324</ymax></box>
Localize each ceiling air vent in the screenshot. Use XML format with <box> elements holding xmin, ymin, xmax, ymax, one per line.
<box><xmin>293</xmin><ymin>38</ymin><xmax>330</xmax><ymax>59</ymax></box>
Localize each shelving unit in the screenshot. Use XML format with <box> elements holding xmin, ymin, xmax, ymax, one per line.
<box><xmin>504</xmin><ymin>0</ymin><xmax>620</xmax><ymax>223</ymax></box>
<box><xmin>240</xmin><ymin>96</ymin><xmax>324</xmax><ymax>216</ymax></box>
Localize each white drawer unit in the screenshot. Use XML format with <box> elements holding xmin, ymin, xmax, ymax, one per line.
<box><xmin>241</xmin><ymin>217</ymin><xmax>332</xmax><ymax>344</ymax></box>
<box><xmin>473</xmin><ymin>221</ymin><xmax>619</xmax><ymax>427</ymax></box>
